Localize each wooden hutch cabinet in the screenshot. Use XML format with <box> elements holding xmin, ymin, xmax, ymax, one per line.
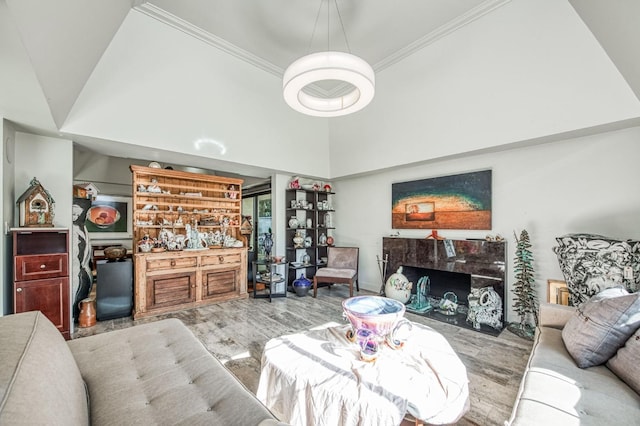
<box><xmin>130</xmin><ymin>165</ymin><xmax>247</xmax><ymax>319</ymax></box>
<box><xmin>12</xmin><ymin>228</ymin><xmax>70</xmax><ymax>339</ymax></box>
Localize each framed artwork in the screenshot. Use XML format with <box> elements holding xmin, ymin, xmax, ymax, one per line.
<box><xmin>86</xmin><ymin>195</ymin><xmax>133</xmax><ymax>239</ymax></box>
<box><xmin>547</xmin><ymin>279</ymin><xmax>569</xmax><ymax>305</ymax></box>
<box><xmin>391</xmin><ymin>170</ymin><xmax>492</xmax><ymax>229</ymax></box>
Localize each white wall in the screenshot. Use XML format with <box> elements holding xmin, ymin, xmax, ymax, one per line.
<box><xmin>14</xmin><ymin>133</ymin><xmax>73</xmax><ymax>229</ymax></box>
<box><xmin>62</xmin><ymin>9</ymin><xmax>331</xmax><ymax>178</ymax></box>
<box><xmin>328</xmin><ymin>0</ymin><xmax>640</xmax><ymax>178</ymax></box>
<box><xmin>10</xmin><ymin>133</ymin><xmax>73</xmax><ymax>321</ymax></box>
<box><xmin>1</xmin><ymin>119</ymin><xmax>17</xmax><ymax>315</ymax></box>
<box><xmin>333</xmin><ymin>126</ymin><xmax>640</xmax><ymax>321</ymax></box>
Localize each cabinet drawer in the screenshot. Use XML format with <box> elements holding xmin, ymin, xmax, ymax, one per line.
<box><xmin>201</xmin><ymin>252</ymin><xmax>241</xmax><ymax>267</ymax></box>
<box><xmin>15</xmin><ymin>254</ymin><xmax>68</xmax><ymax>281</ymax></box>
<box><xmin>145</xmin><ymin>256</ymin><xmax>197</xmax><ymax>272</ymax></box>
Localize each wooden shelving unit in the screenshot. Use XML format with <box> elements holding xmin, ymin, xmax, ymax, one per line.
<box><xmin>130</xmin><ymin>165</ymin><xmax>247</xmax><ymax>319</ymax></box>
<box><xmin>284</xmin><ymin>188</ymin><xmax>335</xmax><ymax>289</ymax></box>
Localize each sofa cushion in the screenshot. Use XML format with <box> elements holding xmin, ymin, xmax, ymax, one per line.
<box><xmin>0</xmin><ymin>311</ymin><xmax>89</xmax><ymax>425</ymax></box>
<box><xmin>561</xmin><ymin>287</ymin><xmax>640</xmax><ymax>368</ymax></box>
<box><xmin>67</xmin><ymin>318</ymin><xmax>277</xmax><ymax>426</ymax></box>
<box><xmin>607</xmin><ymin>328</ymin><xmax>640</xmax><ymax>394</ymax></box>
<box><xmin>508</xmin><ymin>326</ymin><xmax>640</xmax><ymax>425</ymax></box>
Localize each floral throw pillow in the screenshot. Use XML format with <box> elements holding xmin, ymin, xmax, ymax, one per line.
<box><xmin>561</xmin><ymin>287</ymin><xmax>640</xmax><ymax>368</ymax></box>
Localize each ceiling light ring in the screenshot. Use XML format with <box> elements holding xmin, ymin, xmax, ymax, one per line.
<box><xmin>283</xmin><ymin>51</ymin><xmax>375</xmax><ymax>117</ymax></box>
<box><xmin>283</xmin><ymin>0</ymin><xmax>375</xmax><ymax>117</ymax></box>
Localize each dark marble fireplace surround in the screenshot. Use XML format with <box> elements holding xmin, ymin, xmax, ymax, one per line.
<box><xmin>382</xmin><ymin>237</ymin><xmax>507</xmax><ymax>336</ymax></box>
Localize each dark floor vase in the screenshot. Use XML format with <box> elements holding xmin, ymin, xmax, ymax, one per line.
<box><xmin>554</xmin><ymin>233</ymin><xmax>640</xmax><ymax>306</ymax></box>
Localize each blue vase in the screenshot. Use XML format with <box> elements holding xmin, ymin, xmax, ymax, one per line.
<box><xmin>293</xmin><ymin>274</ymin><xmax>311</xmax><ymax>297</ymax></box>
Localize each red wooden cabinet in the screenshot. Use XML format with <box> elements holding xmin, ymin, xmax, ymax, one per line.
<box><xmin>12</xmin><ymin>229</ymin><xmax>70</xmax><ymax>340</ymax></box>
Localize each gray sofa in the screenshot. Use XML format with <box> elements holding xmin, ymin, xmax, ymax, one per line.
<box><xmin>0</xmin><ymin>311</ymin><xmax>282</xmax><ymax>425</ymax></box>
<box><xmin>507</xmin><ymin>303</ymin><xmax>640</xmax><ymax>425</ymax></box>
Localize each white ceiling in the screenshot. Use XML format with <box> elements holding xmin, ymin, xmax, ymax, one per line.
<box><xmin>138</xmin><ymin>0</ymin><xmax>492</xmax><ymax>72</ymax></box>
<box><xmin>1</xmin><ymin>0</ymin><xmax>640</xmax><ymax>179</ymax></box>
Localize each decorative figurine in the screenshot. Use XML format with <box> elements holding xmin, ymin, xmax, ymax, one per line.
<box><xmin>407</xmin><ymin>276</ymin><xmax>432</xmax><ymax>313</ymax></box>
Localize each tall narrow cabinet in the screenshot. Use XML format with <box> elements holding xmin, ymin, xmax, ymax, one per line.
<box><xmin>284</xmin><ymin>188</ymin><xmax>335</xmax><ymax>288</ymax></box>
<box><xmin>12</xmin><ymin>228</ymin><xmax>70</xmax><ymax>339</ymax></box>
<box><xmin>130</xmin><ymin>165</ymin><xmax>248</xmax><ymax>319</ymax></box>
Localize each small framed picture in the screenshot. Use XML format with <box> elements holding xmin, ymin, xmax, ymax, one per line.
<box><xmin>86</xmin><ymin>195</ymin><xmax>133</xmax><ymax>240</ymax></box>
<box><xmin>547</xmin><ymin>279</ymin><xmax>569</xmax><ymax>305</ymax></box>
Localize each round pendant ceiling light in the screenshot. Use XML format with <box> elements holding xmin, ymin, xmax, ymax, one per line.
<box><xmin>283</xmin><ymin>0</ymin><xmax>375</xmax><ymax>118</ymax></box>
<box><xmin>283</xmin><ymin>51</ymin><xmax>375</xmax><ymax>117</ymax></box>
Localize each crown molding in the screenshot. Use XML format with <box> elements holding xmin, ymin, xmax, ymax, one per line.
<box><xmin>134</xmin><ymin>0</ymin><xmax>511</xmax><ymax>95</ymax></box>
<box><xmin>134</xmin><ymin>3</ymin><xmax>284</xmax><ymax>77</ymax></box>
<box><xmin>373</xmin><ymin>0</ymin><xmax>511</xmax><ymax>70</ymax></box>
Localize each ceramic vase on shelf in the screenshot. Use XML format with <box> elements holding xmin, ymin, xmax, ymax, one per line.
<box><xmin>326</xmin><ymin>235</ymin><xmax>334</xmax><ymax>246</ymax></box>
<box><xmin>319</xmin><ymin>233</ymin><xmax>327</xmax><ymax>245</ymax></box>
<box><xmin>293</xmin><ymin>231</ymin><xmax>304</xmax><ymax>248</ymax></box>
<box><xmin>324</xmin><ymin>212</ymin><xmax>332</xmax><ymax>228</ymax></box>
<box><xmin>288</xmin><ymin>217</ymin><xmax>299</xmax><ymax>229</ymax></box>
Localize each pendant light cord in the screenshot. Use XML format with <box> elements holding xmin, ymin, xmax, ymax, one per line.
<box><xmin>306</xmin><ymin>0</ymin><xmax>352</xmax><ymax>54</ymax></box>
<box><xmin>334</xmin><ymin>0</ymin><xmax>352</xmax><ymax>54</ymax></box>
<box><xmin>306</xmin><ymin>1</ymin><xmax>323</xmax><ymax>54</ymax></box>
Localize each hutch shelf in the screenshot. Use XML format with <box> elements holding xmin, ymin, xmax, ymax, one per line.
<box><xmin>130</xmin><ymin>165</ymin><xmax>247</xmax><ymax>319</ymax></box>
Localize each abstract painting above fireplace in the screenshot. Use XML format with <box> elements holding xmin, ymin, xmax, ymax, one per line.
<box><xmin>391</xmin><ymin>170</ymin><xmax>492</xmax><ymax>230</ymax></box>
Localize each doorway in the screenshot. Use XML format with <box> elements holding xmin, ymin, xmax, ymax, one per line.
<box><xmin>242</xmin><ymin>180</ymin><xmax>272</xmax><ymax>290</ymax></box>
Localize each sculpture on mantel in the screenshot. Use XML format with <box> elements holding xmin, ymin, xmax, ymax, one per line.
<box><xmin>507</xmin><ymin>229</ymin><xmax>538</xmax><ymax>340</ymax></box>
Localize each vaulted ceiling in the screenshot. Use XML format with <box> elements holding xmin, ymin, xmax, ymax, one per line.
<box><xmin>1</xmin><ymin>0</ymin><xmax>639</xmax><ymax>179</ymax></box>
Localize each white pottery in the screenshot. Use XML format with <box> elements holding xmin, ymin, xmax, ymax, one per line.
<box><xmin>385</xmin><ymin>267</ymin><xmax>413</xmax><ymax>304</ymax></box>
<box><xmin>288</xmin><ymin>217</ymin><xmax>299</xmax><ymax>228</ymax></box>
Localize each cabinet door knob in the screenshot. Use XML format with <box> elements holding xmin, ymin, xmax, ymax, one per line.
<box><xmin>170</xmin><ymin>260</ymin><xmax>176</xmax><ymax>267</ymax></box>
<box><xmin>40</xmin><ymin>264</ymin><xmax>46</xmax><ymax>269</ymax></box>
<box><xmin>16</xmin><ymin>288</ymin><xmax>22</xmax><ymax>293</ymax></box>
<box><xmin>218</xmin><ymin>256</ymin><xmax>224</xmax><ymax>263</ymax></box>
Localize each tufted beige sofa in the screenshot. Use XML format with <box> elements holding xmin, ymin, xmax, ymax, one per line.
<box><xmin>0</xmin><ymin>311</ymin><xmax>284</xmax><ymax>425</ymax></box>
<box><xmin>507</xmin><ymin>303</ymin><xmax>640</xmax><ymax>425</ymax></box>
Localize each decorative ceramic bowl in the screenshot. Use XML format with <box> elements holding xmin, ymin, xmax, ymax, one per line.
<box><xmin>342</xmin><ymin>296</ymin><xmax>406</xmax><ymax>338</ymax></box>
<box><xmin>103</xmin><ymin>246</ymin><xmax>127</xmax><ymax>260</ymax></box>
<box><xmin>88</xmin><ymin>205</ymin><xmax>120</xmax><ymax>228</ymax></box>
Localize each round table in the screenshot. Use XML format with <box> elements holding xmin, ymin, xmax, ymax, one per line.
<box><xmin>257</xmin><ymin>322</ymin><xmax>469</xmax><ymax>426</ymax></box>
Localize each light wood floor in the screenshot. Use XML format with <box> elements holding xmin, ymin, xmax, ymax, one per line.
<box><xmin>74</xmin><ymin>287</ymin><xmax>532</xmax><ymax>425</ymax></box>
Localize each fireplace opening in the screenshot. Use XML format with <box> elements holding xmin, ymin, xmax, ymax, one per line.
<box><xmin>401</xmin><ymin>266</ymin><xmax>471</xmax><ymax>305</ymax></box>
<box><xmin>399</xmin><ymin>265</ymin><xmax>503</xmax><ymax>337</ymax></box>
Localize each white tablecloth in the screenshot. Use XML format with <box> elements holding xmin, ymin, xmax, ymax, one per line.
<box><xmin>257</xmin><ymin>322</ymin><xmax>469</xmax><ymax>426</ymax></box>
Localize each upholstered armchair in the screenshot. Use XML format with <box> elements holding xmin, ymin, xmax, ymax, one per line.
<box><xmin>313</xmin><ymin>247</ymin><xmax>359</xmax><ymax>297</ymax></box>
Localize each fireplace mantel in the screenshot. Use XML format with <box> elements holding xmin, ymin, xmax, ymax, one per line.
<box><xmin>382</xmin><ymin>237</ymin><xmax>507</xmax><ymax>335</ymax></box>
